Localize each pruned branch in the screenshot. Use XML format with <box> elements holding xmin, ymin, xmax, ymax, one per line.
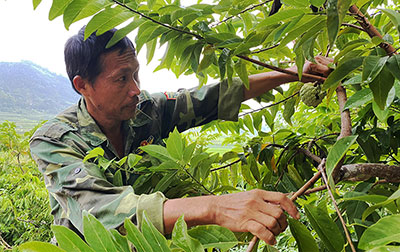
<box><xmin>340</xmin><ymin>163</ymin><xmax>400</xmax><ymax>183</ymax></box>
<box><xmin>318</xmin><ymin>159</ymin><xmax>356</xmax><ymax>252</ymax></box>
<box><xmin>349</xmin><ymin>5</ymin><xmax>396</xmax><ymax>55</ymax></box>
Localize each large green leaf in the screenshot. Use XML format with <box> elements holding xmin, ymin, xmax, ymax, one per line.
<box><xmin>386</xmin><ymin>54</ymin><xmax>400</xmax><ymax>80</ymax></box>
<box><xmin>154</xmin><ymin>170</ymin><xmax>178</xmax><ymax>192</ymax></box>
<box><xmin>255</xmin><ymin>8</ymin><xmax>307</xmax><ymax>30</ymax></box>
<box><xmin>33</xmin><ymin>0</ymin><xmax>42</xmax><ymax>10</ymax></box>
<box><xmin>234</xmin><ymin>59</ymin><xmax>249</xmax><ymax>89</ymax></box>
<box><xmin>343</xmin><ymin>88</ymin><xmax>373</xmax><ymax>110</ymax></box>
<box><xmin>198</xmin><ymin>45</ymin><xmax>216</xmax><ymax>73</ymax></box>
<box><xmin>49</xmin><ymin>0</ymin><xmax>74</xmax><ymax>20</ymax></box>
<box><xmin>124</xmin><ymin>218</ymin><xmax>154</xmax><ymax>252</ymax></box>
<box><xmin>17</xmin><ymin>241</ymin><xmax>66</xmax><ymax>252</ymax></box>
<box><xmin>362</xmin><ymin>56</ymin><xmax>389</xmax><ymax>84</ymax></box>
<box><xmin>172</xmin><ymin>215</ymin><xmax>204</xmax><ymax>252</ymax></box>
<box><xmin>379</xmin><ymin>9</ymin><xmax>400</xmax><ymax>36</ymax></box>
<box><xmin>288</xmin><ymin>218</ymin><xmax>319</xmax><ymax>252</ymax></box>
<box><xmin>166</xmin><ymin>128</ymin><xmax>184</xmax><ymax>160</ymax></box>
<box><xmin>326</xmin><ymin>0</ymin><xmax>339</xmax><ymax>47</ymax></box>
<box><xmin>372</xmin><ymin>101</ymin><xmax>389</xmax><ymax>122</ymax></box>
<box><xmin>106</xmin><ymin>19</ymin><xmax>147</xmax><ymax>48</ymax></box>
<box><xmin>359</xmin><ymin>214</ymin><xmax>400</xmax><ymax>250</ymax></box>
<box><xmin>140</xmin><ymin>144</ymin><xmax>175</xmax><ymax>162</ymax></box>
<box><xmin>187</xmin><ymin>225</ymin><xmax>238</xmax><ymax>250</ymax></box>
<box><xmin>84</xmin><ymin>6</ymin><xmax>133</xmax><ymax>39</ymax></box>
<box><xmin>52</xmin><ymin>225</ymin><xmax>95</xmax><ymax>252</ymax></box>
<box><xmin>63</xmin><ymin>0</ymin><xmax>109</xmax><ymax>30</ymax></box>
<box><xmin>109</xmin><ymin>229</ymin><xmax>130</xmax><ymax>252</ymax></box>
<box><xmin>326</xmin><ymin>135</ymin><xmax>358</xmax><ymax>180</ymax></box>
<box><xmin>141</xmin><ymin>213</ymin><xmax>171</xmax><ymax>251</ymax></box>
<box><xmin>362</xmin><ymin>188</ymin><xmax>400</xmax><ymax>221</ymax></box>
<box><xmin>323</xmin><ymin>57</ymin><xmax>364</xmax><ymax>90</ymax></box>
<box><xmin>369</xmin><ymin>66</ymin><xmax>395</xmax><ymax>110</ymax></box>
<box><xmin>304</xmin><ymin>204</ymin><xmax>345</xmax><ymax>252</ymax></box>
<box><xmin>83</xmin><ymin>212</ymin><xmax>118</xmax><ymax>252</ymax></box>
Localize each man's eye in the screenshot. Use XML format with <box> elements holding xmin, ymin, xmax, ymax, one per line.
<box><xmin>118</xmin><ymin>76</ymin><xmax>126</xmax><ymax>82</ymax></box>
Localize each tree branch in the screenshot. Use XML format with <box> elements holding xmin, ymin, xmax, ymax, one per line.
<box><xmin>349</xmin><ymin>5</ymin><xmax>396</xmax><ymax>55</ymax></box>
<box><xmin>239</xmin><ymin>91</ymin><xmax>299</xmax><ymax>117</ymax></box>
<box><xmin>211</xmin><ymin>0</ymin><xmax>273</xmax><ymax>28</ymax></box>
<box><xmin>112</xmin><ymin>0</ymin><xmax>204</xmax><ymax>40</ymax></box>
<box><xmin>340</xmin><ymin>163</ymin><xmax>400</xmax><ymax>183</ymax></box>
<box><xmin>237</xmin><ymin>55</ymin><xmax>327</xmax><ymax>83</ymax></box>
<box><xmin>342</xmin><ymin>22</ymin><xmax>364</xmax><ymax>32</ymax></box>
<box><xmin>318</xmin><ymin>159</ymin><xmax>356</xmax><ymax>252</ymax></box>
<box><xmin>0</xmin><ymin>232</ymin><xmax>11</xmax><ymax>250</ymax></box>
<box><xmin>250</xmin><ymin>44</ymin><xmax>280</xmax><ymax>54</ymax></box>
<box><xmin>210</xmin><ymin>153</ymin><xmax>250</xmax><ymax>172</ymax></box>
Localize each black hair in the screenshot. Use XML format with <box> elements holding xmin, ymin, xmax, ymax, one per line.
<box><xmin>64</xmin><ymin>26</ymin><xmax>136</xmax><ymax>94</ymax></box>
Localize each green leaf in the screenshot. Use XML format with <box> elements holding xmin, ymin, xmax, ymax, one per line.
<box><xmin>369</xmin><ymin>66</ymin><xmax>395</xmax><ymax>110</ymax></box>
<box><xmin>234</xmin><ymin>59</ymin><xmax>249</xmax><ymax>89</ymax></box>
<box><xmin>146</xmin><ymin>39</ymin><xmax>157</xmax><ymax>65</ymax></box>
<box><xmin>141</xmin><ymin>212</ymin><xmax>171</xmax><ymax>251</ymax></box>
<box><xmin>166</xmin><ymin>128</ymin><xmax>184</xmax><ymax>160</ymax></box>
<box><xmin>281</xmin><ymin>0</ymin><xmax>309</xmax><ymax>7</ymax></box>
<box><xmin>63</xmin><ymin>0</ymin><xmax>109</xmax><ymax>30</ymax></box>
<box><xmin>17</xmin><ymin>241</ymin><xmax>66</xmax><ymax>252</ymax></box>
<box><xmin>344</xmin><ymin>88</ymin><xmax>373</xmax><ymax>110</ymax></box>
<box><xmin>255</xmin><ymin>8</ymin><xmax>307</xmax><ymax>30</ymax></box>
<box><xmin>172</xmin><ymin>216</ymin><xmax>204</xmax><ymax>252</ymax></box>
<box><xmin>127</xmin><ymin>153</ymin><xmax>142</xmax><ymax>168</ymax></box>
<box><xmin>367</xmin><ymin>246</ymin><xmax>400</xmax><ymax>252</ymax></box>
<box><xmin>326</xmin><ymin>135</ymin><xmax>358</xmax><ymax>181</ymax></box>
<box><xmin>359</xmin><ymin>214</ymin><xmax>400</xmax><ymax>250</ymax></box>
<box><xmin>183</xmin><ymin>142</ymin><xmax>196</xmax><ymax>164</ymax></box>
<box><xmin>188</xmin><ymin>225</ymin><xmax>238</xmax><ymax>250</ymax></box>
<box><xmin>288</xmin><ymin>218</ymin><xmax>319</xmax><ymax>252</ymax></box>
<box><xmin>124</xmin><ymin>218</ymin><xmax>154</xmax><ymax>252</ymax></box>
<box><xmin>106</xmin><ymin>19</ymin><xmax>147</xmax><ymax>48</ymax></box>
<box><xmin>140</xmin><ymin>145</ymin><xmax>174</xmax><ymax>162</ymax></box>
<box><xmin>326</xmin><ymin>0</ymin><xmax>339</xmax><ymax>47</ymax></box>
<box><xmin>49</xmin><ymin>0</ymin><xmax>74</xmax><ymax>20</ymax></box>
<box><xmin>52</xmin><ymin>225</ymin><xmax>95</xmax><ymax>252</ymax></box>
<box><xmin>362</xmin><ymin>188</ymin><xmax>400</xmax><ymax>221</ymax></box>
<box><xmin>113</xmin><ymin>170</ymin><xmax>123</xmax><ymax>186</ymax></box>
<box><xmin>283</xmin><ymin>94</ymin><xmax>296</xmax><ymax>126</ymax></box>
<box><xmin>218</xmin><ymin>48</ymin><xmax>230</xmax><ymax>80</ymax></box>
<box><xmin>83</xmin><ymin>212</ymin><xmax>118</xmax><ymax>252</ymax></box>
<box><xmin>110</xmin><ymin>229</ymin><xmax>130</xmax><ymax>252</ymax></box>
<box><xmin>362</xmin><ymin>56</ymin><xmax>389</xmax><ymax>84</ymax></box>
<box><xmin>249</xmin><ymin>154</ymin><xmax>260</xmax><ymax>182</ymax></box>
<box><xmin>372</xmin><ymin>101</ymin><xmax>389</xmax><ymax>122</ymax></box>
<box><xmin>304</xmin><ymin>204</ymin><xmax>345</xmax><ymax>252</ymax></box>
<box><xmin>323</xmin><ymin>57</ymin><xmax>364</xmax><ymax>90</ymax></box>
<box><xmin>198</xmin><ymin>45</ymin><xmax>215</xmax><ymax>73</ymax></box>
<box><xmin>379</xmin><ymin>9</ymin><xmax>400</xmax><ymax>36</ymax></box>
<box><xmin>154</xmin><ymin>171</ymin><xmax>178</xmax><ymax>192</ymax></box>
<box><xmin>386</xmin><ymin>54</ymin><xmax>400</xmax><ymax>80</ymax></box>
<box><xmin>83</xmin><ymin>147</ymin><xmax>104</xmax><ymax>162</ymax></box>
<box><xmin>84</xmin><ymin>6</ymin><xmax>133</xmax><ymax>40</ymax></box>
<box><xmin>241</xmin><ymin>159</ymin><xmax>256</xmax><ymax>186</ymax></box>
<box><xmin>33</xmin><ymin>0</ymin><xmax>42</xmax><ymax>10</ymax></box>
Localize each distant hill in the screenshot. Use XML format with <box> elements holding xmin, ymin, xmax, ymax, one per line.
<box><xmin>0</xmin><ymin>61</ymin><xmax>80</xmax><ymax>115</ymax></box>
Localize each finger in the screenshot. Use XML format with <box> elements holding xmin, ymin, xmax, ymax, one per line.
<box><xmin>259</xmin><ymin>203</ymin><xmax>288</xmax><ymax>233</ymax></box>
<box><xmin>246</xmin><ymin>220</ymin><xmax>277</xmax><ymax>245</ymax></box>
<box><xmin>261</xmin><ymin>191</ymin><xmax>300</xmax><ymax>219</ymax></box>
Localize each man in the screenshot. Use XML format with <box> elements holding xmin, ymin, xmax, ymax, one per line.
<box><xmin>30</xmin><ymin>26</ymin><xmax>332</xmax><ymax>246</ymax></box>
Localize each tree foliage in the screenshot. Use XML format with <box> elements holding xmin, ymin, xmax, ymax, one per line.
<box><xmin>7</xmin><ymin>0</ymin><xmax>400</xmax><ymax>251</ymax></box>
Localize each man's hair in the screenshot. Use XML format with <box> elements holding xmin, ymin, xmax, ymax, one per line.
<box><xmin>64</xmin><ymin>26</ymin><xmax>136</xmax><ymax>94</ymax></box>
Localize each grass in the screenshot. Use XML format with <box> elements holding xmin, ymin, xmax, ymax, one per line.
<box><xmin>0</xmin><ymin>112</ymin><xmax>53</xmax><ymax>133</ymax></box>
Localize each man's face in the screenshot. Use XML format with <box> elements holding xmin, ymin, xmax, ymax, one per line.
<box><xmin>83</xmin><ymin>49</ymin><xmax>141</xmax><ymax>124</ymax></box>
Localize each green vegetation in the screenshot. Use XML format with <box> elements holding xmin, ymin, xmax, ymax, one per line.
<box><xmin>3</xmin><ymin>0</ymin><xmax>400</xmax><ymax>251</ymax></box>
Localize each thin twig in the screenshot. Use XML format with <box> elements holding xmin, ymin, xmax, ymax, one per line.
<box><xmin>210</xmin><ymin>153</ymin><xmax>250</xmax><ymax>172</ymax></box>
<box><xmin>250</xmin><ymin>44</ymin><xmax>280</xmax><ymax>54</ymax></box>
<box><xmin>0</xmin><ymin>232</ymin><xmax>11</xmax><ymax>250</ymax></box>
<box><xmin>304</xmin><ymin>185</ymin><xmax>327</xmax><ymax>195</ymax></box>
<box><xmin>298</xmin><ymin>148</ymin><xmax>322</xmax><ymax>163</ymax></box>
<box><xmin>342</xmin><ymin>22</ymin><xmax>364</xmax><ymax>32</ymax></box>
<box><xmin>239</xmin><ymin>91</ymin><xmax>299</xmax><ymax>117</ymax></box>
<box><xmin>211</xmin><ymin>0</ymin><xmax>273</xmax><ymax>28</ymax></box>
<box><xmin>112</xmin><ymin>0</ymin><xmax>204</xmax><ymax>40</ymax></box>
<box><xmin>318</xmin><ymin>159</ymin><xmax>356</xmax><ymax>252</ymax></box>
<box><xmin>182</xmin><ymin>168</ymin><xmax>214</xmax><ymax>195</ymax></box>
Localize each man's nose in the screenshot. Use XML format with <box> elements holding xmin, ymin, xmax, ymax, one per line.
<box><xmin>128</xmin><ymin>78</ymin><xmax>141</xmax><ymax>97</ymax></box>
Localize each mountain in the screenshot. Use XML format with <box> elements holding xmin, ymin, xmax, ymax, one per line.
<box><xmin>0</xmin><ymin>61</ymin><xmax>80</xmax><ymax>115</ymax></box>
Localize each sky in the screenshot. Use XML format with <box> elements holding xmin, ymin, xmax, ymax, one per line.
<box><xmin>0</xmin><ymin>0</ymin><xmax>200</xmax><ymax>93</ymax></box>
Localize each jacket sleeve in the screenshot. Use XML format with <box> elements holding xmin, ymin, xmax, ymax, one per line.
<box><xmin>29</xmin><ymin>129</ymin><xmax>167</xmax><ymax>235</ymax></box>
<box><xmin>153</xmin><ymin>78</ymin><xmax>244</xmax><ymax>138</ymax></box>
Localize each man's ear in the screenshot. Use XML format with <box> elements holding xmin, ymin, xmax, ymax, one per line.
<box><xmin>73</xmin><ymin>75</ymin><xmax>89</xmax><ymax>95</ymax></box>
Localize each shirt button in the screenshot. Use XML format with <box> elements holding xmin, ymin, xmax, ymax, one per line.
<box><xmin>74</xmin><ymin>168</ymin><xmax>81</xmax><ymax>174</ymax></box>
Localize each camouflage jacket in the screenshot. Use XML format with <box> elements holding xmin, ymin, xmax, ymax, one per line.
<box><xmin>29</xmin><ymin>78</ymin><xmax>244</xmax><ymax>237</ymax></box>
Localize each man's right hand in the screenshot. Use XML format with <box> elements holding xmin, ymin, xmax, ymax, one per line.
<box><xmin>163</xmin><ymin>189</ymin><xmax>299</xmax><ymax>245</ymax></box>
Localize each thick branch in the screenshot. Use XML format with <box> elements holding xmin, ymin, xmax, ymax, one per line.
<box><xmin>340</xmin><ymin>163</ymin><xmax>400</xmax><ymax>183</ymax></box>
<box><xmin>349</xmin><ymin>5</ymin><xmax>396</xmax><ymax>55</ymax></box>
<box><xmin>237</xmin><ymin>55</ymin><xmax>327</xmax><ymax>83</ymax></box>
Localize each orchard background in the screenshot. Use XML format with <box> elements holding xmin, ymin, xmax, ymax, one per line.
<box><xmin>1</xmin><ymin>0</ymin><xmax>400</xmax><ymax>251</ymax></box>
